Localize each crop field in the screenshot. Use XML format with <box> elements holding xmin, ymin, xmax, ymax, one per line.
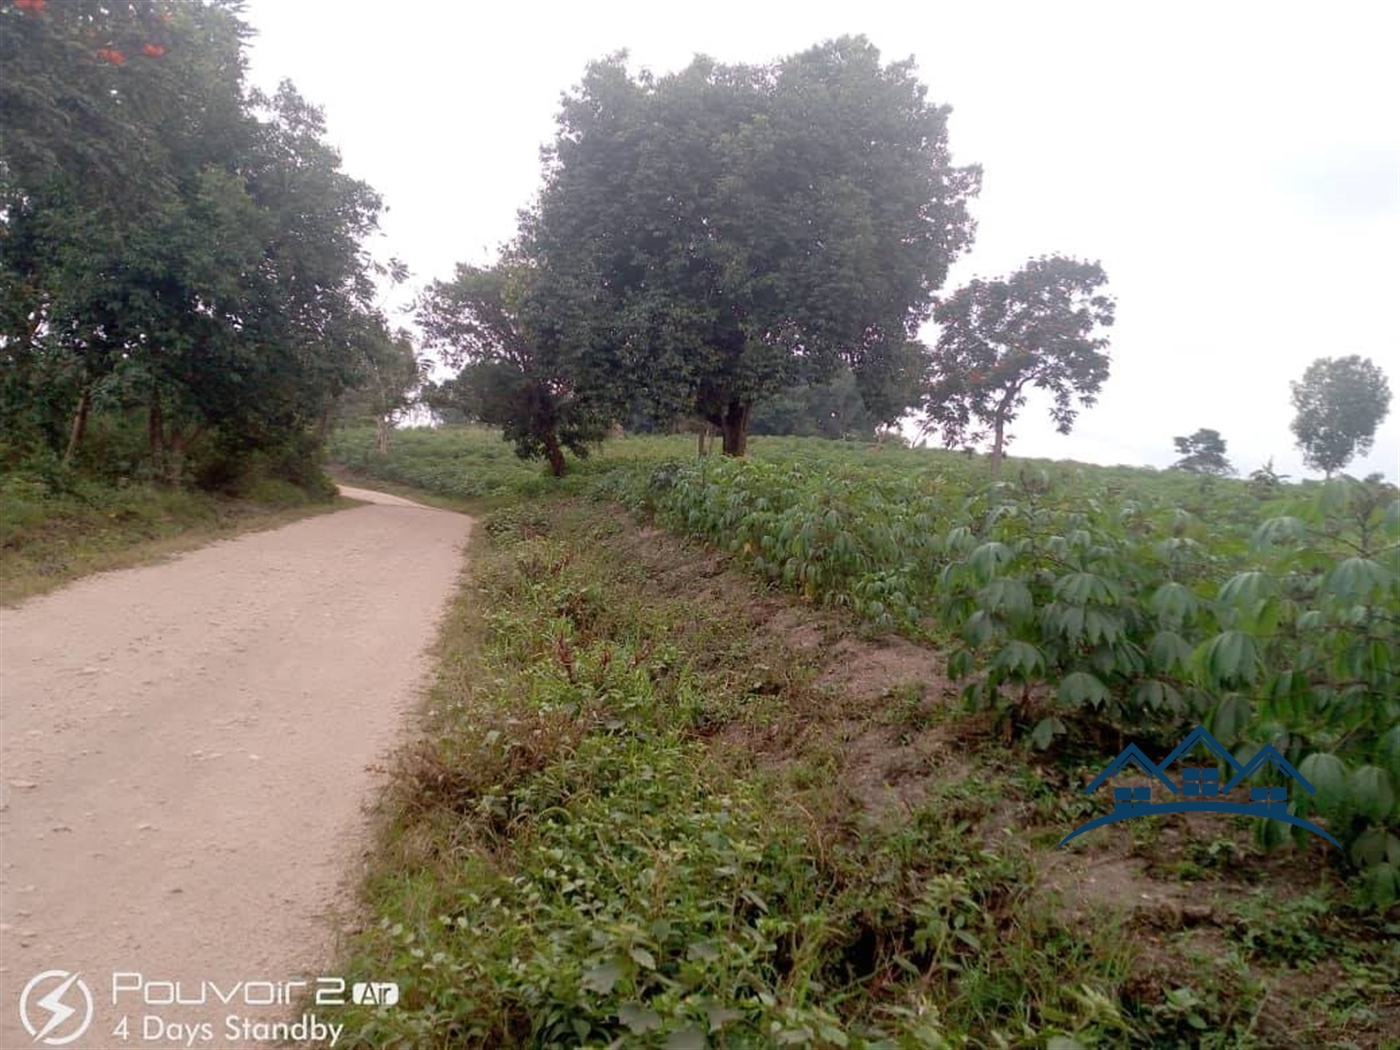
<box><xmin>328</xmin><ymin>425</ymin><xmax>1398</xmax><ymax>1047</ymax></box>
<box><xmin>337</xmin><ymin>426</ymin><xmax>1399</xmax><ymax>906</ymax></box>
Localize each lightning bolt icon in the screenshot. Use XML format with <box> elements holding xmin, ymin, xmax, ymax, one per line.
<box><xmin>34</xmin><ymin>972</ymin><xmax>80</xmax><ymax>1042</ymax></box>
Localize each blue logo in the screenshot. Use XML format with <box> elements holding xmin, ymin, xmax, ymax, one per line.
<box><xmin>1057</xmin><ymin>725</ymin><xmax>1339</xmax><ymax>849</ymax></box>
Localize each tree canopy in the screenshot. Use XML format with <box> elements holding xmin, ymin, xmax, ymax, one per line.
<box><xmin>1</xmin><ymin>0</ymin><xmax>400</xmax><ymax>485</ymax></box>
<box><xmin>1172</xmin><ymin>428</ymin><xmax>1233</xmax><ymax>475</ymax></box>
<box><xmin>1289</xmin><ymin>355</ymin><xmax>1392</xmax><ymax>478</ymax></box>
<box><xmin>750</xmin><ymin>363</ymin><xmax>922</xmax><ymax>442</ymax></box>
<box><xmin>417</xmin><ymin>262</ymin><xmax>610</xmax><ymax>475</ymax></box>
<box><xmin>520</xmin><ymin>37</ymin><xmax>980</xmax><ymax>456</ymax></box>
<box><xmin>918</xmin><ymin>255</ymin><xmax>1115</xmax><ymax>473</ymax></box>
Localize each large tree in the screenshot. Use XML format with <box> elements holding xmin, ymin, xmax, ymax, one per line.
<box><xmin>1289</xmin><ymin>355</ymin><xmax>1392</xmax><ymax>478</ymax></box>
<box><xmin>523</xmin><ymin>37</ymin><xmax>980</xmax><ymax>456</ymax></box>
<box><xmin>919</xmin><ymin>255</ymin><xmax>1115</xmax><ymax>474</ymax></box>
<box><xmin>1</xmin><ymin>1</ymin><xmax>389</xmax><ymax>482</ymax></box>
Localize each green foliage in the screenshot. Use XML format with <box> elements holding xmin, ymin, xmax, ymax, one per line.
<box><xmin>330</xmin><ymin>425</ymin><xmax>1396</xmax><ymax>907</ymax></box>
<box><xmin>322</xmin><ymin>463</ymin><xmax>1393</xmax><ymax>1045</ymax></box>
<box><xmin>417</xmin><ymin>262</ymin><xmax>609</xmax><ymax>476</ymax></box>
<box><xmin>921</xmin><ymin>256</ymin><xmax>1115</xmax><ymax>473</ymax></box>
<box><xmin>523</xmin><ymin>37</ymin><xmax>979</xmax><ymax>455</ymax></box>
<box><xmin>942</xmin><ymin>477</ymin><xmax>1398</xmax><ymax>905</ymax></box>
<box><xmin>1289</xmin><ymin>355</ymin><xmax>1393</xmax><ymax>477</ymax></box>
<box><xmin>1247</xmin><ymin>457</ymin><xmax>1291</xmax><ymax>499</ymax></box>
<box><xmin>750</xmin><ymin>366</ymin><xmax>921</xmax><ymax>441</ymax></box>
<box><xmin>553</xmin><ymin>435</ymin><xmax>1397</xmax><ymax>905</ymax></box>
<box><xmin>332</xmin><ymin>503</ymin><xmax>1144</xmax><ymax>1047</ymax></box>
<box><xmin>337</xmin><ymin>323</ymin><xmax>427</xmax><ymax>449</ymax></box>
<box><xmin>1</xmin><ymin>1</ymin><xmax>392</xmax><ymax>486</ymax></box>
<box><xmin>331</xmin><ymin>426</ymin><xmax>560</xmax><ymax>499</ymax></box>
<box><xmin>1172</xmin><ymin>428</ymin><xmax>1234</xmax><ymax>476</ymax></box>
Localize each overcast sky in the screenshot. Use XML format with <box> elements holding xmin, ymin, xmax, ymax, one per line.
<box><xmin>242</xmin><ymin>0</ymin><xmax>1400</xmax><ymax>479</ymax></box>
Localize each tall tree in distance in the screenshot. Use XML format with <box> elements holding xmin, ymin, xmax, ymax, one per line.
<box><xmin>525</xmin><ymin>37</ymin><xmax>980</xmax><ymax>456</ymax></box>
<box><xmin>1289</xmin><ymin>355</ymin><xmax>1392</xmax><ymax>478</ymax></box>
<box><xmin>1172</xmin><ymin>428</ymin><xmax>1233</xmax><ymax>475</ymax></box>
<box><xmin>417</xmin><ymin>261</ymin><xmax>608</xmax><ymax>476</ymax></box>
<box><xmin>337</xmin><ymin>323</ymin><xmax>426</xmax><ymax>454</ymax></box>
<box><xmin>919</xmin><ymin>255</ymin><xmax>1115</xmax><ymax>474</ymax></box>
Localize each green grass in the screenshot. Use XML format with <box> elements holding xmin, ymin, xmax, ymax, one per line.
<box><xmin>0</xmin><ymin>472</ymin><xmax>345</xmax><ymax>604</ymax></box>
<box><xmin>330</xmin><ymin>425</ymin><xmax>584</xmax><ymax>504</ymax></box>
<box><xmin>328</xmin><ymin>502</ymin><xmax>1136</xmax><ymax>1047</ymax></box>
<box><xmin>331</xmin><ymin>424</ymin><xmax>1280</xmax><ymax>509</ymax></box>
<box><xmin>326</xmin><ymin>497</ymin><xmax>1398</xmax><ymax>1048</ymax></box>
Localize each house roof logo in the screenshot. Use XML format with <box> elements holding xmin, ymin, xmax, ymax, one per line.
<box><xmin>1058</xmin><ymin>725</ymin><xmax>1340</xmax><ymax>849</ymax></box>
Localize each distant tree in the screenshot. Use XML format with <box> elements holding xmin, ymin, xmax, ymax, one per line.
<box><xmin>524</xmin><ymin>38</ymin><xmax>979</xmax><ymax>456</ymax></box>
<box><xmin>919</xmin><ymin>255</ymin><xmax>1115</xmax><ymax>474</ymax></box>
<box><xmin>1172</xmin><ymin>428</ymin><xmax>1233</xmax><ymax>475</ymax></box>
<box><xmin>419</xmin><ymin>378</ymin><xmax>473</xmax><ymax>426</ymax></box>
<box><xmin>750</xmin><ymin>362</ymin><xmax>923</xmax><ymax>441</ymax></box>
<box><xmin>1289</xmin><ymin>355</ymin><xmax>1392</xmax><ymax>478</ymax></box>
<box><xmin>338</xmin><ymin>325</ymin><xmax>426</xmax><ymax>453</ymax></box>
<box><xmin>416</xmin><ymin>261</ymin><xmax>608</xmax><ymax>476</ymax></box>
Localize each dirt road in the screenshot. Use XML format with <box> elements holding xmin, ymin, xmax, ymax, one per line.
<box><xmin>0</xmin><ymin>487</ymin><xmax>470</xmax><ymax>1048</ymax></box>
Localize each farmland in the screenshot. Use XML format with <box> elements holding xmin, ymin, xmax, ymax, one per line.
<box><xmin>329</xmin><ymin>425</ymin><xmax>1399</xmax><ymax>1048</ymax></box>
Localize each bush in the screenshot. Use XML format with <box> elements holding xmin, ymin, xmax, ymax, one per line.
<box><xmin>192</xmin><ymin>429</ymin><xmax>335</xmax><ymax>501</ymax></box>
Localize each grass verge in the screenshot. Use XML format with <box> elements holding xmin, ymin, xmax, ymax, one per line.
<box><xmin>0</xmin><ymin>478</ymin><xmax>347</xmax><ymax>605</ymax></box>
<box><xmin>328</xmin><ymin>497</ymin><xmax>1398</xmax><ymax>1048</ymax></box>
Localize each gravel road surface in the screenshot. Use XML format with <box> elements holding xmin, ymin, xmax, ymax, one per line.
<box><xmin>0</xmin><ymin>486</ymin><xmax>469</xmax><ymax>1048</ymax></box>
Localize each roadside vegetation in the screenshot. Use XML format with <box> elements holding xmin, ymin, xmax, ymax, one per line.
<box><xmin>335</xmin><ymin>425</ymin><xmax>1400</xmax><ymax>907</ymax></box>
<box><xmin>326</xmin><ymin>485</ymin><xmax>1398</xmax><ymax>1048</ymax></box>
<box><xmin>0</xmin><ymin>460</ymin><xmax>343</xmax><ymax>604</ymax></box>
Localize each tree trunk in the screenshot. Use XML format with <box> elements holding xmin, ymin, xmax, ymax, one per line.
<box><xmin>166</xmin><ymin>426</ymin><xmax>190</xmax><ymax>488</ymax></box>
<box><xmin>149</xmin><ymin>389</ymin><xmax>165</xmax><ymax>481</ymax></box>
<box><xmin>720</xmin><ymin>401</ymin><xmax>751</xmax><ymax>457</ymax></box>
<box><xmin>990</xmin><ymin>414</ymin><xmax>1006</xmax><ymax>476</ymax></box>
<box><xmin>376</xmin><ymin>415</ymin><xmax>390</xmax><ymax>454</ymax></box>
<box><xmin>146</xmin><ymin>389</ymin><xmax>199</xmax><ymax>486</ymax></box>
<box><xmin>63</xmin><ymin>389</ymin><xmax>90</xmax><ymax>466</ymax></box>
<box><xmin>543</xmin><ymin>431</ymin><xmax>567</xmax><ymax>477</ymax></box>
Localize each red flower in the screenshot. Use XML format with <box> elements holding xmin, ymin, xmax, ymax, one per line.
<box><xmin>13</xmin><ymin>0</ymin><xmax>46</xmax><ymax>12</ymax></box>
<box><xmin>96</xmin><ymin>47</ymin><xmax>127</xmax><ymax>65</ymax></box>
<box><xmin>141</xmin><ymin>43</ymin><xmax>167</xmax><ymax>57</ymax></box>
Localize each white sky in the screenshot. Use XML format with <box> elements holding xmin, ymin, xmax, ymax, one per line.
<box><xmin>243</xmin><ymin>0</ymin><xmax>1400</xmax><ymax>480</ymax></box>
